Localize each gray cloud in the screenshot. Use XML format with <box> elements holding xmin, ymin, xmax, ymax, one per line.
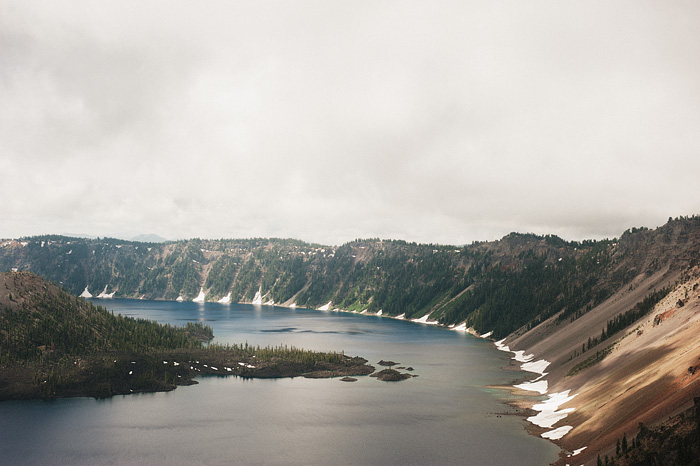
<box><xmin>2</xmin><ymin>1</ymin><xmax>700</xmax><ymax>245</ymax></box>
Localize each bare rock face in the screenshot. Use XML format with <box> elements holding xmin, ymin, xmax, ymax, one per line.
<box><xmin>370</xmin><ymin>369</ymin><xmax>412</xmax><ymax>382</ymax></box>
<box><xmin>377</xmin><ymin>360</ymin><xmax>397</xmax><ymax>366</ymax></box>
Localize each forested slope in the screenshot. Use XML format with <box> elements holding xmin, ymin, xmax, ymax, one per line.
<box><xmin>0</xmin><ymin>272</ymin><xmax>373</xmax><ymax>400</ymax></box>
<box><xmin>2</xmin><ymin>216</ymin><xmax>700</xmax><ymax>340</ymax></box>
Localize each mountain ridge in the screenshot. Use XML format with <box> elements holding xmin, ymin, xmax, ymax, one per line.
<box><xmin>0</xmin><ymin>231</ymin><xmax>627</xmax><ymax>338</ymax></box>
<box><xmin>3</xmin><ymin>218</ymin><xmax>697</xmax><ymax>338</ymax></box>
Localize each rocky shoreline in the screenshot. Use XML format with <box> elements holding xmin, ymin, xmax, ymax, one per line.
<box><xmin>0</xmin><ymin>351</ymin><xmax>422</xmax><ymax>401</ymax></box>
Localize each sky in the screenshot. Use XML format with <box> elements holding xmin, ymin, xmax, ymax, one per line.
<box><xmin>2</xmin><ymin>1</ymin><xmax>700</xmax><ymax>246</ymax></box>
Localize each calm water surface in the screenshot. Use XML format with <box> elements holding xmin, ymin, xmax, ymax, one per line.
<box><xmin>0</xmin><ymin>300</ymin><xmax>560</xmax><ymax>465</ymax></box>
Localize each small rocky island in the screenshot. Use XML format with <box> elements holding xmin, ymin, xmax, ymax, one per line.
<box><xmin>370</xmin><ymin>360</ymin><xmax>416</xmax><ymax>381</ymax></box>
<box><xmin>370</xmin><ymin>368</ymin><xmax>414</xmax><ymax>381</ymax></box>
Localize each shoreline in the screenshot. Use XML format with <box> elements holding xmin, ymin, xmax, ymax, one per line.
<box><xmin>490</xmin><ymin>337</ymin><xmax>582</xmax><ymax>461</ymax></box>
<box><xmin>0</xmin><ymin>351</ymin><xmax>377</xmax><ymax>402</ymax></box>
<box><xmin>90</xmin><ymin>295</ymin><xmax>573</xmax><ymax>457</ymax></box>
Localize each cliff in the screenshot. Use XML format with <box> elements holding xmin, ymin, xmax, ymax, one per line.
<box><xmin>502</xmin><ymin>218</ymin><xmax>700</xmax><ymax>465</ymax></box>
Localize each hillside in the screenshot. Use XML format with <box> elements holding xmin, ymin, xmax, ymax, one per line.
<box><xmin>0</xmin><ymin>231</ymin><xmax>633</xmax><ymax>339</ymax></box>
<box><xmin>497</xmin><ymin>218</ymin><xmax>700</xmax><ymax>465</ymax></box>
<box><xmin>0</xmin><ymin>272</ymin><xmax>373</xmax><ymax>400</ymax></box>
<box><xmin>3</xmin><ymin>216</ymin><xmax>700</xmax><ymax>462</ymax></box>
<box><xmin>0</xmin><ymin>271</ymin><xmax>212</xmax><ymax>399</ymax></box>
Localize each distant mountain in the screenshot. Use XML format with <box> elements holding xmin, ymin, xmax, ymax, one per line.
<box><xmin>130</xmin><ymin>234</ymin><xmax>169</xmax><ymax>243</ymax></box>
<box><xmin>61</xmin><ymin>233</ymin><xmax>98</xmax><ymax>239</ymax></box>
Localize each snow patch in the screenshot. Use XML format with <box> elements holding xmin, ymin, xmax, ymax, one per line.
<box><xmin>97</xmin><ymin>285</ymin><xmax>116</xmax><ymax>299</ymax></box>
<box><xmin>521</xmin><ymin>359</ymin><xmax>550</xmax><ymax>375</ymax></box>
<box><xmin>218</xmin><ymin>292</ymin><xmax>232</xmax><ymax>304</ymax></box>
<box><xmin>512</xmin><ymin>350</ymin><xmax>535</xmax><ymax>363</ymax></box>
<box><xmin>176</xmin><ymin>296</ymin><xmax>184</xmax><ymax>302</ymax></box>
<box><xmin>513</xmin><ymin>380</ymin><xmax>548</xmax><ymax>395</ymax></box>
<box><xmin>494</xmin><ymin>339</ymin><xmax>510</xmax><ymax>352</ymax></box>
<box><xmin>317</xmin><ymin>301</ymin><xmax>332</xmax><ymax>311</ymax></box>
<box><xmin>252</xmin><ymin>288</ymin><xmax>263</xmax><ymax>305</ymax></box>
<box><xmin>527</xmin><ymin>390</ymin><xmax>578</xmax><ymax>429</ymax></box>
<box><xmin>192</xmin><ymin>288</ymin><xmax>205</xmax><ymax>303</ymax></box>
<box><xmin>395</xmin><ymin>313</ymin><xmax>405</xmax><ymax>320</ymax></box>
<box><xmin>79</xmin><ymin>287</ymin><xmax>93</xmax><ymax>298</ymax></box>
<box><xmin>541</xmin><ymin>426</ymin><xmax>573</xmax><ymax>440</ymax></box>
<box><xmin>411</xmin><ymin>314</ymin><xmax>439</xmax><ymax>325</ymax></box>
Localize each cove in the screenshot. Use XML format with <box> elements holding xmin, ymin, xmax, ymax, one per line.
<box><xmin>0</xmin><ymin>300</ymin><xmax>560</xmax><ymax>466</ymax></box>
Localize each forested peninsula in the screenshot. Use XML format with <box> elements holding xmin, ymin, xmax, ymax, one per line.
<box><xmin>0</xmin><ymin>272</ymin><xmax>373</xmax><ymax>400</ymax></box>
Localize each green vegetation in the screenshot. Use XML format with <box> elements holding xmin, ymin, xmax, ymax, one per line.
<box><xmin>600</xmin><ymin>287</ymin><xmax>671</xmax><ymax>342</ymax></box>
<box><xmin>4</xmin><ymin>216</ymin><xmax>700</xmax><ymax>339</ymax></box>
<box><xmin>0</xmin><ymin>290</ymin><xmax>210</xmax><ymax>366</ymax></box>
<box><xmin>566</xmin><ymin>287</ymin><xmax>672</xmax><ymax>374</ymax></box>
<box><xmin>205</xmin><ymin>341</ymin><xmax>345</xmax><ymax>365</ymax></box>
<box><xmin>0</xmin><ymin>233</ymin><xmax>651</xmax><ymax>339</ymax></box>
<box><xmin>602</xmin><ymin>404</ymin><xmax>700</xmax><ymax>466</ymax></box>
<box><xmin>567</xmin><ymin>340</ymin><xmax>618</xmax><ymax>376</ymax></box>
<box><xmin>0</xmin><ymin>272</ymin><xmax>371</xmax><ymax>400</ymax></box>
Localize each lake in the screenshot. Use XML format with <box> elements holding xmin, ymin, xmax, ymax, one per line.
<box><xmin>0</xmin><ymin>300</ymin><xmax>560</xmax><ymax>465</ymax></box>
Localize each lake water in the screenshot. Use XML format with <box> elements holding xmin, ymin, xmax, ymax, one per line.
<box><xmin>0</xmin><ymin>300</ymin><xmax>560</xmax><ymax>465</ymax></box>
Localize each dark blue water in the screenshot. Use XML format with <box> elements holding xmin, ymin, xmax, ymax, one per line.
<box><xmin>0</xmin><ymin>300</ymin><xmax>559</xmax><ymax>465</ymax></box>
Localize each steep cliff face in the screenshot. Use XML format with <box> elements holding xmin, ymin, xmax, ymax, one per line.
<box><xmin>0</xmin><ymin>233</ymin><xmax>616</xmax><ymax>336</ymax></box>
<box><xmin>503</xmin><ymin>218</ymin><xmax>700</xmax><ymax>465</ymax></box>
<box><xmin>2</xmin><ymin>218</ymin><xmax>700</xmax><ymax>341</ymax></box>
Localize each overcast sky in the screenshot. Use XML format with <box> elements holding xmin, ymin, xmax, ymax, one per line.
<box><xmin>2</xmin><ymin>1</ymin><xmax>699</xmax><ymax>245</ymax></box>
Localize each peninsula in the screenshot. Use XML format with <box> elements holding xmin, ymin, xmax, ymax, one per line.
<box><xmin>0</xmin><ymin>272</ymin><xmax>374</xmax><ymax>401</ymax></box>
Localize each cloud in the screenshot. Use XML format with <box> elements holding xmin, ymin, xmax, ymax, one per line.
<box><xmin>2</xmin><ymin>1</ymin><xmax>700</xmax><ymax>245</ymax></box>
